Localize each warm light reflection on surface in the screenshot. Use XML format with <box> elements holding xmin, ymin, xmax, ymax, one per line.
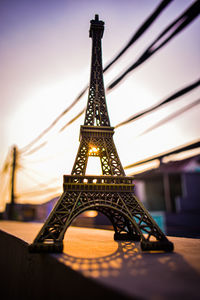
<box><xmin>58</xmin><ymin>230</ymin><xmax>141</xmax><ymax>279</ymax></box>
<box><xmin>63</xmin><ymin>227</ymin><xmax>118</xmax><ymax>258</ymax></box>
<box><xmin>84</xmin><ymin>210</ymin><xmax>98</xmax><ymax>218</ymax></box>
<box><xmin>55</xmin><ymin>227</ymin><xmax>181</xmax><ymax>282</ymax></box>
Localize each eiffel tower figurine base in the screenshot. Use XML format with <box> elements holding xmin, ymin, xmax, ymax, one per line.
<box><xmin>141</xmin><ymin>240</ymin><xmax>174</xmax><ymax>252</ymax></box>
<box><xmin>114</xmin><ymin>232</ymin><xmax>141</xmax><ymax>241</ymax></box>
<box><xmin>29</xmin><ymin>241</ymin><xmax>63</xmax><ymax>253</ymax></box>
<box><xmin>29</xmin><ymin>175</ymin><xmax>174</xmax><ymax>253</ymax></box>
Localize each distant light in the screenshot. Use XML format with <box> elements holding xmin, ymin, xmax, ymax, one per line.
<box><xmin>84</xmin><ymin>210</ymin><xmax>98</xmax><ymax>218</ymax></box>
<box><xmin>128</xmin><ymin>159</ymin><xmax>160</xmax><ymax>175</ymax></box>
<box><xmin>162</xmin><ymin>147</ymin><xmax>200</xmax><ymax>163</ymax></box>
<box><xmin>89</xmin><ymin>147</ymin><xmax>99</xmax><ymax>155</ymax></box>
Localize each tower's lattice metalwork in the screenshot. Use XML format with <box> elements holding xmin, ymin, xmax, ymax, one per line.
<box><xmin>29</xmin><ymin>15</ymin><xmax>173</xmax><ymax>253</ymax></box>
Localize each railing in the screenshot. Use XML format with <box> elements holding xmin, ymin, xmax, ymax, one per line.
<box><xmin>64</xmin><ymin>175</ymin><xmax>133</xmax><ymax>184</ymax></box>
<box><xmin>63</xmin><ymin>175</ymin><xmax>134</xmax><ymax>192</ymax></box>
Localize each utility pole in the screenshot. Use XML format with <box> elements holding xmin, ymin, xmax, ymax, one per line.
<box><xmin>9</xmin><ymin>145</ymin><xmax>17</xmax><ymax>220</ymax></box>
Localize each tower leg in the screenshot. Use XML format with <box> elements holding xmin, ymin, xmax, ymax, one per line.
<box><xmin>110</xmin><ymin>211</ymin><xmax>141</xmax><ymax>241</ymax></box>
<box><xmin>113</xmin><ymin>221</ymin><xmax>141</xmax><ymax>242</ymax></box>
<box><xmin>97</xmin><ymin>206</ymin><xmax>141</xmax><ymax>241</ymax></box>
<box><xmin>29</xmin><ymin>191</ymin><xmax>81</xmax><ymax>253</ymax></box>
<box><xmin>117</xmin><ymin>193</ymin><xmax>174</xmax><ymax>252</ymax></box>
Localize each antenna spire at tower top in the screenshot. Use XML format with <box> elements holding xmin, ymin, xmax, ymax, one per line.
<box><xmin>85</xmin><ymin>15</ymin><xmax>110</xmax><ymax>126</ymax></box>
<box><xmin>89</xmin><ymin>14</ymin><xmax>104</xmax><ymax>38</ymax></box>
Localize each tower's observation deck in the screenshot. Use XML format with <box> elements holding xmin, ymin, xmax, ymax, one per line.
<box><xmin>63</xmin><ymin>175</ymin><xmax>134</xmax><ymax>192</ymax></box>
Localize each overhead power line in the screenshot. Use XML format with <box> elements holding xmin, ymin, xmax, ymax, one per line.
<box><xmin>17</xmin><ymin>1</ymin><xmax>199</xmax><ymax>157</ymax></box>
<box><xmin>22</xmin><ymin>108</ymin><xmax>85</xmax><ymax>157</ymax></box>
<box><xmin>59</xmin><ymin>78</ymin><xmax>200</xmax><ymax>132</ymax></box>
<box><xmin>19</xmin><ymin>2</ymin><xmax>172</xmax><ymax>154</ymax></box>
<box><xmin>115</xmin><ymin>78</ymin><xmax>200</xmax><ymax>128</ymax></box>
<box><xmin>103</xmin><ymin>0</ymin><xmax>173</xmax><ymax>72</ymax></box>
<box><xmin>0</xmin><ymin>174</ymin><xmax>10</xmax><ymax>210</ymax></box>
<box><xmin>56</xmin><ymin>4</ymin><xmax>200</xmax><ymax>135</ymax></box>
<box><xmin>139</xmin><ymin>98</ymin><xmax>200</xmax><ymax>136</ymax></box>
<box><xmin>0</xmin><ymin>150</ymin><xmax>12</xmax><ymax>175</ymax></box>
<box><xmin>20</xmin><ymin>78</ymin><xmax>200</xmax><ymax>157</ymax></box>
<box><xmin>124</xmin><ymin>139</ymin><xmax>200</xmax><ymax>169</ymax></box>
<box><xmin>20</xmin><ymin>86</ymin><xmax>88</xmax><ymax>154</ymax></box>
<box><xmin>23</xmin><ymin>142</ymin><xmax>48</xmax><ymax>156</ymax></box>
<box><xmin>59</xmin><ymin>108</ymin><xmax>85</xmax><ymax>132</ymax></box>
<box><xmin>108</xmin><ymin>1</ymin><xmax>200</xmax><ymax>90</ymax></box>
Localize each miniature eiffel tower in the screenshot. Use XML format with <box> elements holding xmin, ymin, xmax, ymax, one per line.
<box><xmin>29</xmin><ymin>15</ymin><xmax>173</xmax><ymax>253</ymax></box>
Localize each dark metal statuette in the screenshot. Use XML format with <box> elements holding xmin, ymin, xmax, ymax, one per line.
<box><xmin>29</xmin><ymin>15</ymin><xmax>174</xmax><ymax>253</ymax></box>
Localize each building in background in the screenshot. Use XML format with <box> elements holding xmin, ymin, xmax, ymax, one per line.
<box><xmin>3</xmin><ymin>197</ymin><xmax>58</xmax><ymax>222</ymax></box>
<box><xmin>133</xmin><ymin>154</ymin><xmax>200</xmax><ymax>238</ymax></box>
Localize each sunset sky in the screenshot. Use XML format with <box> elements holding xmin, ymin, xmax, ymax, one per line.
<box><xmin>0</xmin><ymin>0</ymin><xmax>199</xmax><ymax>209</ymax></box>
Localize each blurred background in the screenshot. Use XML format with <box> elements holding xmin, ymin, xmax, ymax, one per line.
<box><xmin>0</xmin><ymin>0</ymin><xmax>199</xmax><ymax>237</ymax></box>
